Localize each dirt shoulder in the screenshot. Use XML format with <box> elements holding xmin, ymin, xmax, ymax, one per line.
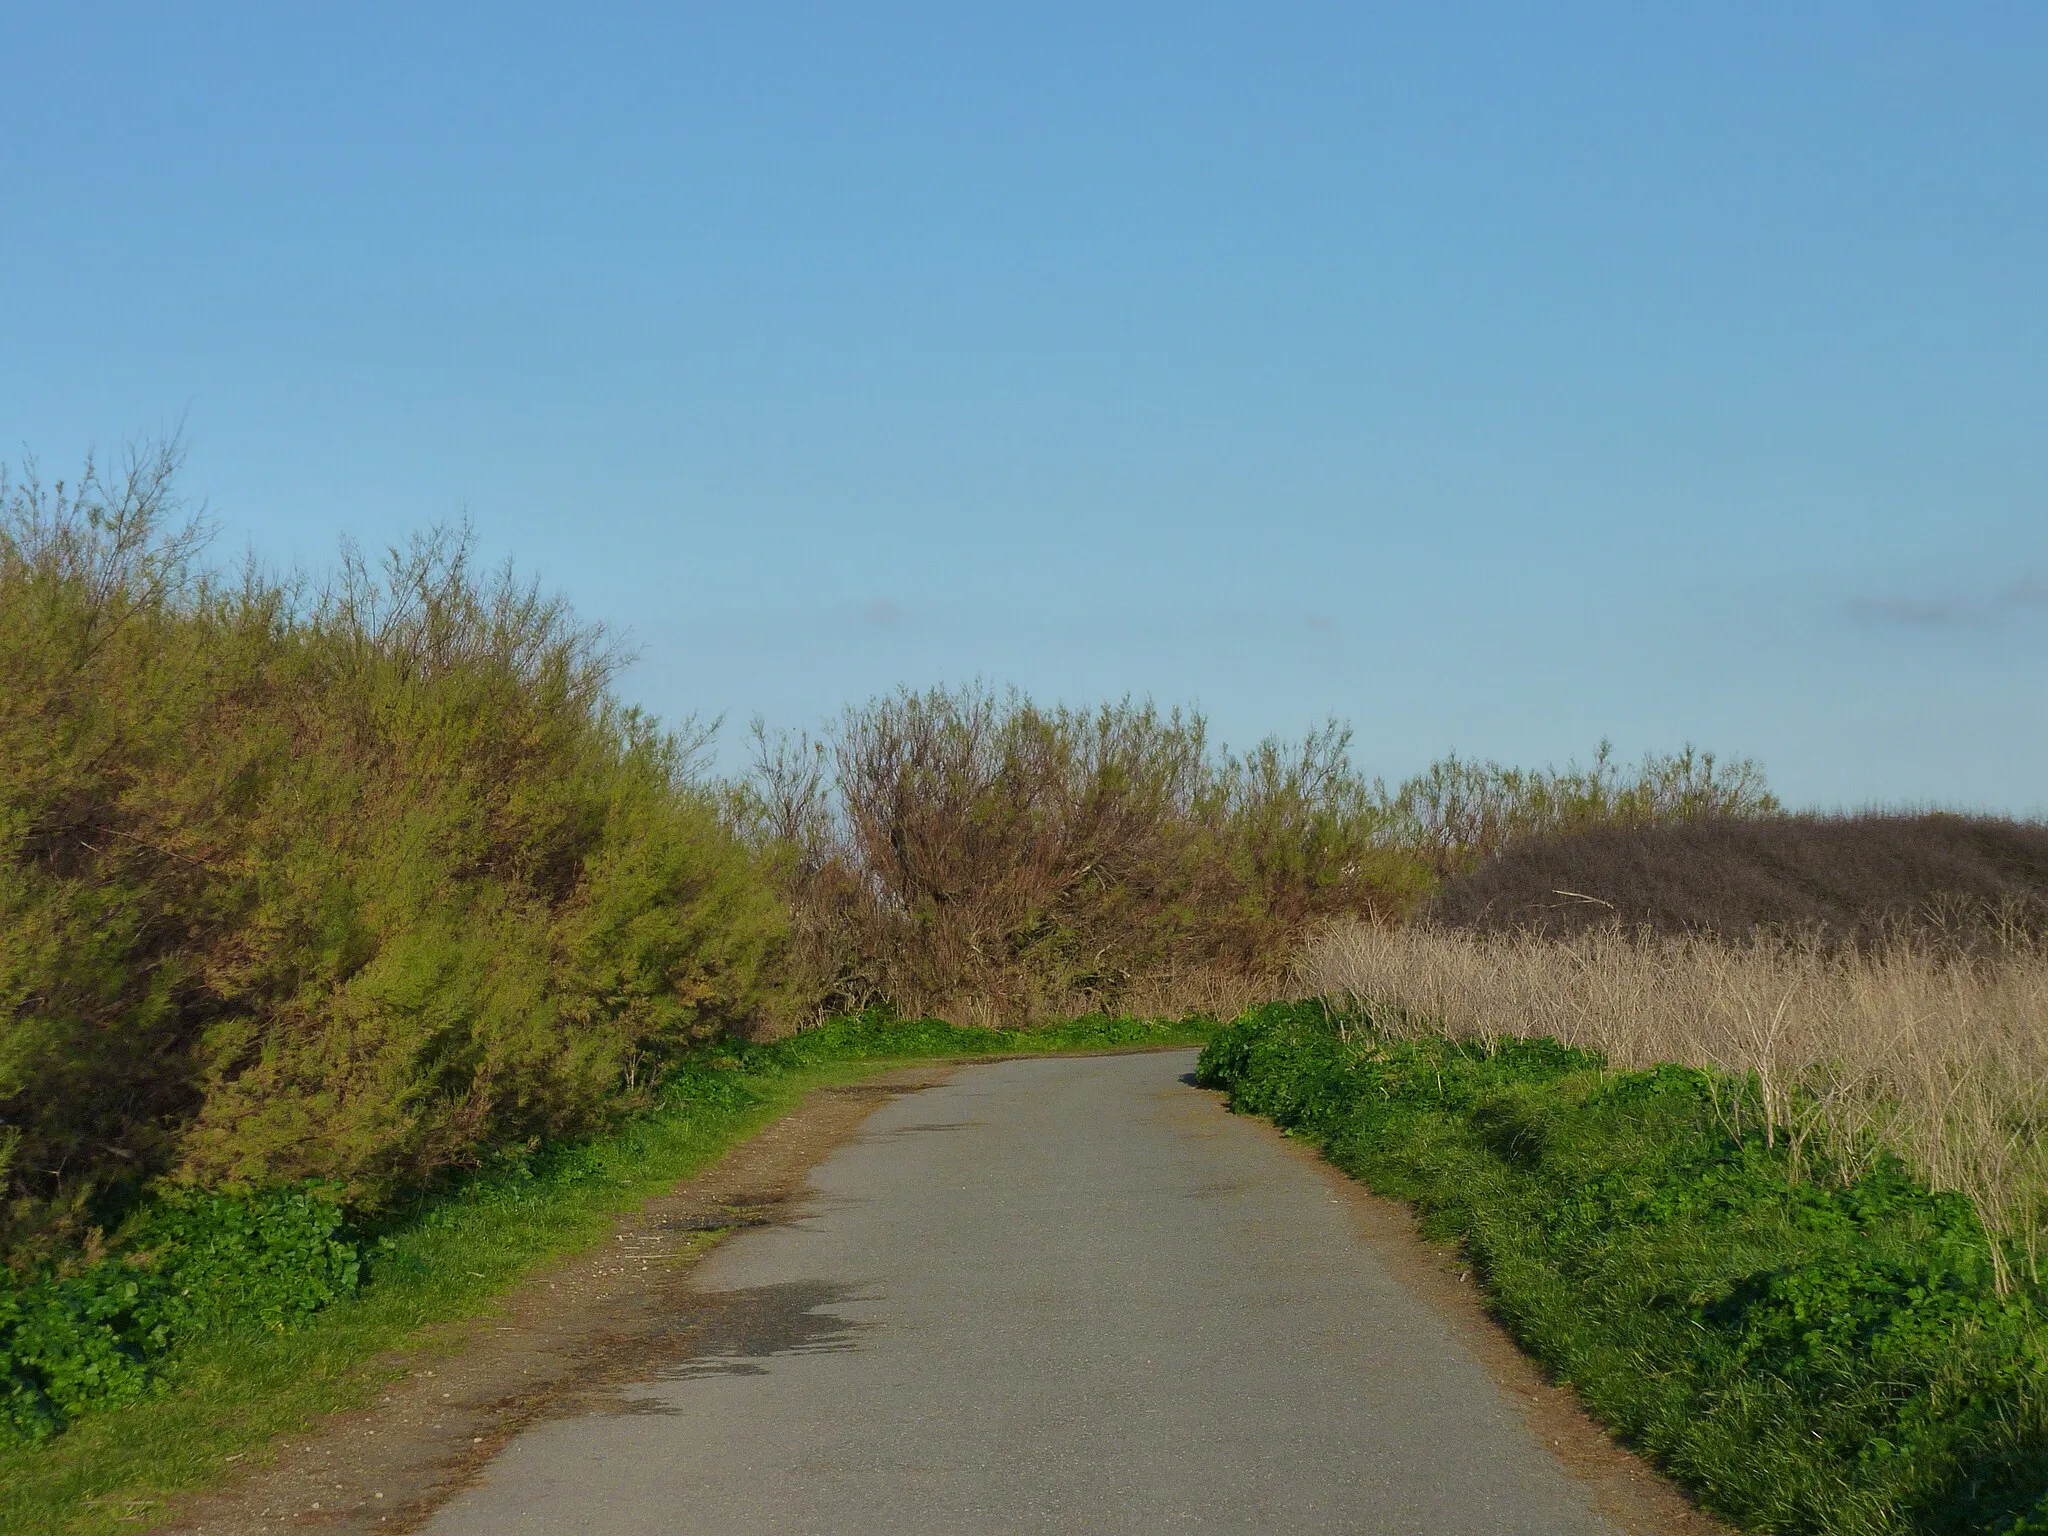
<box><xmin>155</xmin><ymin>1064</ymin><xmax>960</xmax><ymax>1536</ymax></box>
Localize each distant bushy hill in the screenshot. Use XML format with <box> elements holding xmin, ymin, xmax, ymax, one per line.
<box><xmin>1426</xmin><ymin>813</ymin><xmax>2048</xmax><ymax>946</ymax></box>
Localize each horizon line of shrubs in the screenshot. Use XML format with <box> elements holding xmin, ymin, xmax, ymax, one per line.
<box><xmin>1</xmin><ymin>442</ymin><xmax>1782</xmax><ymax>1276</ymax></box>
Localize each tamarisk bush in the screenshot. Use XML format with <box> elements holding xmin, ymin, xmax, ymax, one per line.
<box><xmin>0</xmin><ymin>446</ymin><xmax>786</xmax><ymax>1262</ymax></box>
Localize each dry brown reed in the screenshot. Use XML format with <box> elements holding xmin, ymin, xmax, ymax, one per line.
<box><xmin>1298</xmin><ymin>919</ymin><xmax>2048</xmax><ymax>1281</ymax></box>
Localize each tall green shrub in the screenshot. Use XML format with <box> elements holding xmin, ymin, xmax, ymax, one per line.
<box><xmin>0</xmin><ymin>447</ymin><xmax>786</xmax><ymax>1262</ymax></box>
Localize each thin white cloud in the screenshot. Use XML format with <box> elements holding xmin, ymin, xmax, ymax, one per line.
<box><xmin>1845</xmin><ymin>594</ymin><xmax>1984</xmax><ymax>626</ymax></box>
<box><xmin>833</xmin><ymin>598</ymin><xmax>909</xmax><ymax>629</ymax></box>
<box><xmin>1845</xmin><ymin>574</ymin><xmax>2048</xmax><ymax>628</ymax></box>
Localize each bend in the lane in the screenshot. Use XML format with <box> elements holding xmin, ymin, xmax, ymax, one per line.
<box><xmin>424</xmin><ymin>1050</ymin><xmax>1623</xmax><ymax>1536</ymax></box>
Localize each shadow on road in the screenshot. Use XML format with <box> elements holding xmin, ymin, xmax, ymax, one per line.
<box><xmin>658</xmin><ymin>1281</ymin><xmax>870</xmax><ymax>1383</ymax></box>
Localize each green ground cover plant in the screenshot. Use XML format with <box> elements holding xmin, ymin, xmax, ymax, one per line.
<box><xmin>0</xmin><ymin>1185</ymin><xmax>360</xmax><ymax>1441</ymax></box>
<box><xmin>0</xmin><ymin>1010</ymin><xmax>1210</xmax><ymax>1534</ymax></box>
<box><xmin>1197</xmin><ymin>1002</ymin><xmax>2048</xmax><ymax>1536</ymax></box>
<box><xmin>1299</xmin><ymin>921</ymin><xmax>2048</xmax><ymax>1282</ymax></box>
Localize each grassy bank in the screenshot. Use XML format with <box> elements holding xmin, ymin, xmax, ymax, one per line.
<box><xmin>1198</xmin><ymin>1002</ymin><xmax>2048</xmax><ymax>1536</ymax></box>
<box><xmin>1</xmin><ymin>1013</ymin><xmax>1209</xmax><ymax>1536</ymax></box>
<box><xmin>1301</xmin><ymin>922</ymin><xmax>2048</xmax><ymax>1269</ymax></box>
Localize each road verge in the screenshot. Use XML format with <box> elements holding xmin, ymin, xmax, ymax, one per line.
<box><xmin>3</xmin><ymin>1015</ymin><xmax>1209</xmax><ymax>1536</ymax></box>
<box><xmin>1197</xmin><ymin>1002</ymin><xmax>2048</xmax><ymax>1536</ymax></box>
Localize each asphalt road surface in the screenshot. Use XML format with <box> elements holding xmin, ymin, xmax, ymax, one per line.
<box><xmin>424</xmin><ymin>1050</ymin><xmax>1628</xmax><ymax>1535</ymax></box>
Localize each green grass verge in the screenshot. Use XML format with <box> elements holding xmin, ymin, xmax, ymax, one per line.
<box><xmin>1197</xmin><ymin>1002</ymin><xmax>2048</xmax><ymax>1536</ymax></box>
<box><xmin>2</xmin><ymin>1013</ymin><xmax>1210</xmax><ymax>1536</ymax></box>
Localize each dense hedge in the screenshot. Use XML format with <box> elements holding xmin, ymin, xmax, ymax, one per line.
<box><xmin>1</xmin><ymin>456</ymin><xmax>787</xmax><ymax>1263</ymax></box>
<box><xmin>1197</xmin><ymin>1003</ymin><xmax>2048</xmax><ymax>1535</ymax></box>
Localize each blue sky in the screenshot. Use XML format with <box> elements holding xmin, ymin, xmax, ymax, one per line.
<box><xmin>3</xmin><ymin>4</ymin><xmax>2044</xmax><ymax>809</ymax></box>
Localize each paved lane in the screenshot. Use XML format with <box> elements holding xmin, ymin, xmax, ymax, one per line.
<box><xmin>425</xmin><ymin>1050</ymin><xmax>1623</xmax><ymax>1534</ymax></box>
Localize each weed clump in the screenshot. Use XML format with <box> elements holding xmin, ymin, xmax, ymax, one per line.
<box><xmin>0</xmin><ymin>1185</ymin><xmax>359</xmax><ymax>1441</ymax></box>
